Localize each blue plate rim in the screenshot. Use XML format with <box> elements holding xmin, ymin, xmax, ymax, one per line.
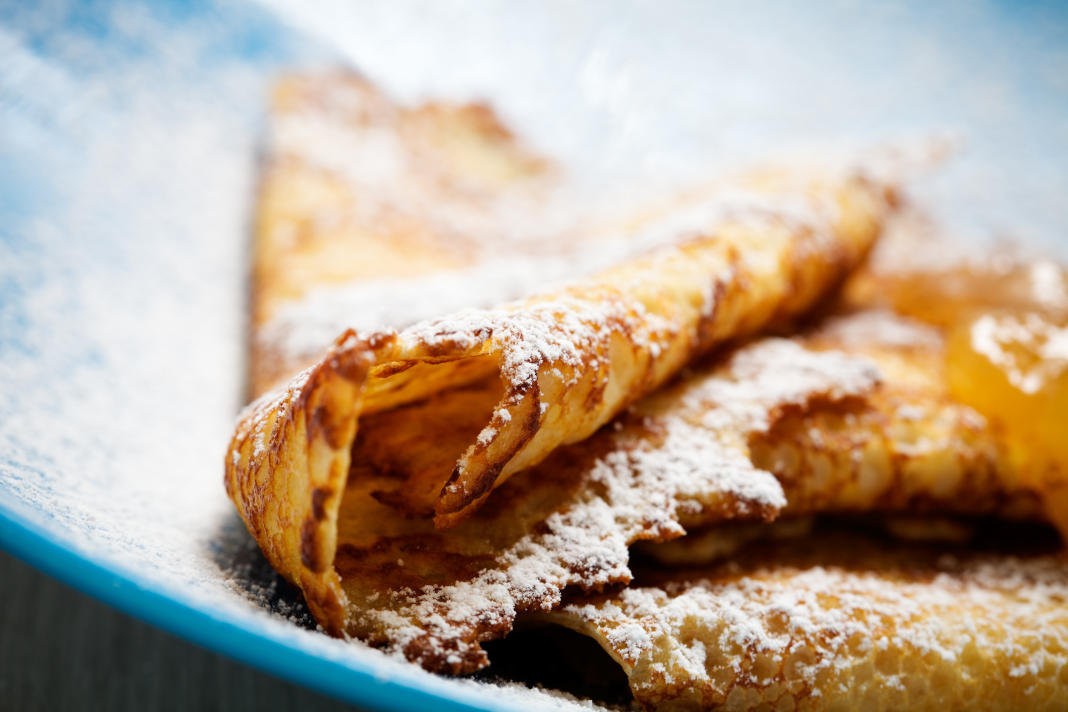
<box><xmin>0</xmin><ymin>499</ymin><xmax>518</xmax><ymax>712</ymax></box>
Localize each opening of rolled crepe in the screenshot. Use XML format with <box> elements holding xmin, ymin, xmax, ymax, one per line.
<box><xmin>350</xmin><ymin>368</ymin><xmax>505</xmax><ymax>518</ymax></box>
<box><xmin>479</xmin><ymin>620</ymin><xmax>634</xmax><ymax>709</ymax></box>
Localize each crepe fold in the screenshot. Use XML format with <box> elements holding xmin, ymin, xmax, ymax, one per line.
<box><xmin>225</xmin><ymin>163</ymin><xmax>891</xmax><ymax>632</ymax></box>
<box><xmin>542</xmin><ymin>529</ymin><xmax>1068</xmax><ymax>711</ymax></box>
<box><xmin>226</xmin><ymin>291</ymin><xmax>1062</xmax><ymax>672</ymax></box>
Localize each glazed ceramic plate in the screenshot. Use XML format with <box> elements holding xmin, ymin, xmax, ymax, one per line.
<box><xmin>1</xmin><ymin>1</ymin><xmax>1065</xmax><ymax>709</ymax></box>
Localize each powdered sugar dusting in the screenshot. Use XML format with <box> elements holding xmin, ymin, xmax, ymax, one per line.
<box><xmin>403</xmin><ymin>296</ymin><xmax>658</xmax><ymax>395</ymax></box>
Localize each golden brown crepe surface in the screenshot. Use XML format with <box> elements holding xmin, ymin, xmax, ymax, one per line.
<box><xmin>246</xmin><ymin>71</ymin><xmax>893</xmax><ymax>527</ymax></box>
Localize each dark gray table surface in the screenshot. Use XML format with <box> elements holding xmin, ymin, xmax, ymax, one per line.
<box><xmin>0</xmin><ymin>549</ymin><xmax>363</xmax><ymax>712</ymax></box>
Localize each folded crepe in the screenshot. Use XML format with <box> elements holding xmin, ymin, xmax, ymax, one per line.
<box><xmin>336</xmin><ymin>307</ymin><xmax>1062</xmax><ymax>672</ymax></box>
<box><xmin>837</xmin><ymin>230</ymin><xmax>1068</xmax><ymax>535</ymax></box>
<box><xmin>542</xmin><ymin>527</ymin><xmax>1068</xmax><ymax>711</ymax></box>
<box><xmin>765</xmin><ymin>309</ymin><xmax>1045</xmax><ymax>521</ymax></box>
<box><xmin>228</xmin><ymin>75</ymin><xmax>895</xmax><ymax>648</ymax></box>
<box><xmin>328</xmin><ymin>339</ymin><xmax>880</xmax><ymax>671</ymax></box>
<box><xmin>229</xmin><ymin>285</ymin><xmax>1064</xmax><ymax>672</ymax></box>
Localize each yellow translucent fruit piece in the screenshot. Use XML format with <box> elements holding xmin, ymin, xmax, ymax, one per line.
<box><xmin>881</xmin><ymin>259</ymin><xmax>1068</xmax><ymax>328</ymax></box>
<box><xmin>947</xmin><ymin>311</ymin><xmax>1068</xmax><ymax>529</ymax></box>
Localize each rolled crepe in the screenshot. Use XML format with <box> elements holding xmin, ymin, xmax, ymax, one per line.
<box><xmin>245</xmin><ymin>72</ymin><xmax>889</xmax><ymax>522</ymax></box>
<box><xmin>227</xmin><ymin>296</ymin><xmax>1062</xmax><ymax>671</ymax></box>
<box><xmin>232</xmin><ymin>167</ymin><xmax>886</xmax><ymax>529</ymax></box>
<box><xmin>543</xmin><ymin>529</ymin><xmax>1068</xmax><ymax>711</ymax></box>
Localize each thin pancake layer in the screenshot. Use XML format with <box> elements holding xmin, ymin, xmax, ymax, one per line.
<box><xmin>545</xmin><ymin>533</ymin><xmax>1068</xmax><ymax>711</ymax></box>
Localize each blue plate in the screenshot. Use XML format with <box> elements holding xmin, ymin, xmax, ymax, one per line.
<box><xmin>1</xmin><ymin>1</ymin><xmax>1066</xmax><ymax>710</ymax></box>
